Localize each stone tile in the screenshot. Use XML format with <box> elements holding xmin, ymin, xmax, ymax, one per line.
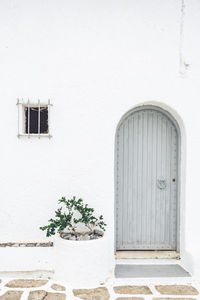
<box><xmin>116</xmin><ymin>298</ymin><xmax>145</xmax><ymax>300</ymax></box>
<box><xmin>155</xmin><ymin>285</ymin><xmax>198</xmax><ymax>295</ymax></box>
<box><xmin>113</xmin><ymin>286</ymin><xmax>152</xmax><ymax>295</ymax></box>
<box><xmin>73</xmin><ymin>287</ymin><xmax>110</xmax><ymax>299</ymax></box>
<box><xmin>0</xmin><ymin>291</ymin><xmax>23</xmax><ymax>300</ymax></box>
<box><xmin>45</xmin><ymin>293</ymin><xmax>66</xmax><ymax>300</ymax></box>
<box><xmin>28</xmin><ymin>290</ymin><xmax>66</xmax><ymax>300</ymax></box>
<box><xmin>6</xmin><ymin>279</ymin><xmax>48</xmax><ymax>288</ymax></box>
<box><xmin>28</xmin><ymin>290</ymin><xmax>47</xmax><ymax>300</ymax></box>
<box><xmin>153</xmin><ymin>298</ymin><xmax>197</xmax><ymax>300</ymax></box>
<box><xmin>51</xmin><ymin>284</ymin><xmax>66</xmax><ymax>291</ymax></box>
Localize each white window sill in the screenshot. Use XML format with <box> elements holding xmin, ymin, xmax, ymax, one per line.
<box><xmin>17</xmin><ymin>133</ymin><xmax>52</xmax><ymax>138</ymax></box>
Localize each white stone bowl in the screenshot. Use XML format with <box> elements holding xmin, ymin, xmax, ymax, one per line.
<box><xmin>53</xmin><ymin>232</ymin><xmax>111</xmax><ymax>287</ymax></box>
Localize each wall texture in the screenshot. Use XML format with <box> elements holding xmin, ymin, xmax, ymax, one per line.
<box><xmin>0</xmin><ymin>0</ymin><xmax>200</xmax><ymax>274</ymax></box>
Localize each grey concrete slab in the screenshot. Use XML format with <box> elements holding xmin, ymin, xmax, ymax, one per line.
<box><xmin>115</xmin><ymin>264</ymin><xmax>191</xmax><ymax>278</ymax></box>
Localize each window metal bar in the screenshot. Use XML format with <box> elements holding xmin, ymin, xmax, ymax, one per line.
<box><xmin>48</xmin><ymin>99</ymin><xmax>51</xmax><ymax>138</ymax></box>
<box><xmin>28</xmin><ymin>99</ymin><xmax>30</xmax><ymax>138</ymax></box>
<box><xmin>17</xmin><ymin>99</ymin><xmax>20</xmax><ymax>137</ymax></box>
<box><xmin>38</xmin><ymin>99</ymin><xmax>40</xmax><ymax>138</ymax></box>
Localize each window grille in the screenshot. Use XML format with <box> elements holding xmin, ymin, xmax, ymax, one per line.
<box><xmin>17</xmin><ymin>99</ymin><xmax>52</xmax><ymax>138</ymax></box>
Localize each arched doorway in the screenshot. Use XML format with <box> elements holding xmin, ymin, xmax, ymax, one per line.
<box><xmin>115</xmin><ymin>105</ymin><xmax>180</xmax><ymax>251</ymax></box>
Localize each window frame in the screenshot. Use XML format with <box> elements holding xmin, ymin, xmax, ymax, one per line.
<box><xmin>17</xmin><ymin>99</ymin><xmax>52</xmax><ymax>138</ymax></box>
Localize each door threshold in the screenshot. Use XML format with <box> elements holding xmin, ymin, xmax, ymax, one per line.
<box><xmin>115</xmin><ymin>251</ymin><xmax>180</xmax><ymax>259</ymax></box>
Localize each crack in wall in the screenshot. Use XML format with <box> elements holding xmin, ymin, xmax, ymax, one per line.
<box><xmin>179</xmin><ymin>0</ymin><xmax>189</xmax><ymax>77</ymax></box>
<box><xmin>42</xmin><ymin>291</ymin><xmax>48</xmax><ymax>300</ymax></box>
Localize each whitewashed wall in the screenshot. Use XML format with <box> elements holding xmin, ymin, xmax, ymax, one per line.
<box><xmin>0</xmin><ymin>0</ymin><xmax>200</xmax><ymax>275</ymax></box>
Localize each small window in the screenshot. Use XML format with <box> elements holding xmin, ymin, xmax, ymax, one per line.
<box><xmin>17</xmin><ymin>99</ymin><xmax>52</xmax><ymax>138</ymax></box>
<box><xmin>25</xmin><ymin>106</ymin><xmax>48</xmax><ymax>134</ymax></box>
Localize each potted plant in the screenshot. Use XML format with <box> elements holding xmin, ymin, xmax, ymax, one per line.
<box><xmin>40</xmin><ymin>196</ymin><xmax>111</xmax><ymax>286</ymax></box>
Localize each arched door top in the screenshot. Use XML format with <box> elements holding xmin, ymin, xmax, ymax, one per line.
<box><xmin>116</xmin><ymin>105</ymin><xmax>181</xmax><ymax>136</ymax></box>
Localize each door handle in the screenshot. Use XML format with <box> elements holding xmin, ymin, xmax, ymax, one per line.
<box><xmin>157</xmin><ymin>178</ymin><xmax>167</xmax><ymax>190</ymax></box>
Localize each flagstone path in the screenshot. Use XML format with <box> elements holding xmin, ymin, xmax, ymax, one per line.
<box><xmin>0</xmin><ymin>279</ymin><xmax>200</xmax><ymax>299</ymax></box>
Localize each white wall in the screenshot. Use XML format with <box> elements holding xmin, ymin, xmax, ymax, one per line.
<box><xmin>0</xmin><ymin>0</ymin><xmax>200</xmax><ymax>274</ymax></box>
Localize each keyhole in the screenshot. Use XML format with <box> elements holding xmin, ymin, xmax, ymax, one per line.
<box><xmin>172</xmin><ymin>178</ymin><xmax>176</xmax><ymax>182</ymax></box>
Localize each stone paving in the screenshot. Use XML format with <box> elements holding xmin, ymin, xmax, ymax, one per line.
<box><xmin>0</xmin><ymin>279</ymin><xmax>200</xmax><ymax>300</ymax></box>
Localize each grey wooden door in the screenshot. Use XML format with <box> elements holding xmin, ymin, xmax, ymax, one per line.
<box><xmin>115</xmin><ymin>107</ymin><xmax>178</xmax><ymax>250</ymax></box>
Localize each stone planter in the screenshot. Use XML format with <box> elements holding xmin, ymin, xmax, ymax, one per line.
<box><xmin>53</xmin><ymin>232</ymin><xmax>111</xmax><ymax>286</ymax></box>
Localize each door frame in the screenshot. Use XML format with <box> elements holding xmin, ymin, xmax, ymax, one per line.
<box><xmin>114</xmin><ymin>102</ymin><xmax>184</xmax><ymax>255</ymax></box>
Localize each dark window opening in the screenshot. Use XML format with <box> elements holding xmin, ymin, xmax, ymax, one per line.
<box><xmin>25</xmin><ymin>106</ymin><xmax>48</xmax><ymax>134</ymax></box>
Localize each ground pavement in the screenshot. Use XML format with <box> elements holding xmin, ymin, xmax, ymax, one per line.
<box><xmin>1</xmin><ymin>278</ymin><xmax>200</xmax><ymax>300</ymax></box>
